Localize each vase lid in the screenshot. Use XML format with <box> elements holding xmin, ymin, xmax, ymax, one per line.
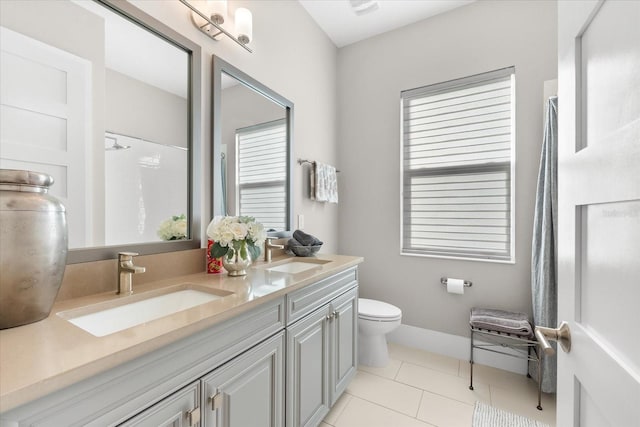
<box><xmin>0</xmin><ymin>169</ymin><xmax>54</xmax><ymax>187</ymax></box>
<box><xmin>0</xmin><ymin>169</ymin><xmax>65</xmax><ymax>212</ymax></box>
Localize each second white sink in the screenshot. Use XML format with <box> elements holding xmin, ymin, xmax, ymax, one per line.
<box><xmin>266</xmin><ymin>261</ymin><xmax>327</xmax><ymax>275</ymax></box>
<box><xmin>59</xmin><ymin>286</ymin><xmax>232</xmax><ymax>337</ymax></box>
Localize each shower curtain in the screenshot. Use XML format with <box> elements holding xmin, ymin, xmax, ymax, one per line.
<box><xmin>221</xmin><ymin>152</ymin><xmax>228</xmax><ymax>215</ymax></box>
<box><xmin>531</xmin><ymin>96</ymin><xmax>558</xmax><ymax>393</ymax></box>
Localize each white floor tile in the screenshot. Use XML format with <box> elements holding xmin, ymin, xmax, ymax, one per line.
<box><xmin>459</xmin><ymin>359</ymin><xmax>533</xmax><ymax>390</ymax></box>
<box><xmin>346</xmin><ymin>370</ymin><xmax>423</xmax><ymax>417</ymax></box>
<box><xmin>358</xmin><ymin>357</ymin><xmax>402</xmax><ymax>379</ymax></box>
<box><xmin>417</xmin><ymin>391</ymin><xmax>474</xmax><ymax>427</ymax></box>
<box><xmin>389</xmin><ymin>343</ymin><xmax>461</xmax><ymax>376</ymax></box>
<box><xmin>334</xmin><ymin>396</ymin><xmax>435</xmax><ymax>427</ymax></box>
<box><xmin>396</xmin><ymin>361</ymin><xmax>491</xmax><ymax>405</ymax></box>
<box><xmin>321</xmin><ymin>344</ymin><xmax>556</xmax><ymax>427</ymax></box>
<box><xmin>323</xmin><ymin>392</ymin><xmax>352</xmax><ymax>425</ymax></box>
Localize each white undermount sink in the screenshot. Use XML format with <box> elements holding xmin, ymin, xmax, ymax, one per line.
<box><xmin>58</xmin><ymin>284</ymin><xmax>233</xmax><ymax>337</ymax></box>
<box><xmin>265</xmin><ymin>259</ymin><xmax>330</xmax><ymax>274</ymax></box>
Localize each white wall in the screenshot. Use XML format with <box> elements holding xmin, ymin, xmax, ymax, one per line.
<box><xmin>337</xmin><ymin>0</ymin><xmax>558</xmax><ymax>337</ymax></box>
<box><xmin>105</xmin><ymin>69</ymin><xmax>188</xmax><ymax>148</ymax></box>
<box><xmin>0</xmin><ymin>0</ymin><xmax>107</xmax><ymax>246</ymax></box>
<box><xmin>130</xmin><ymin>0</ymin><xmax>340</xmax><ymax>252</ymax></box>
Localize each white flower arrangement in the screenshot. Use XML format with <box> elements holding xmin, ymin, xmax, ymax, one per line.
<box><xmin>157</xmin><ymin>214</ymin><xmax>188</xmax><ymax>241</ymax></box>
<box><xmin>207</xmin><ymin>216</ymin><xmax>266</xmax><ymax>261</ymax></box>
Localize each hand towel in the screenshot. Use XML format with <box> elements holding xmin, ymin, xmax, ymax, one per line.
<box><xmin>314</xmin><ymin>162</ymin><xmax>338</xmax><ymax>203</ymax></box>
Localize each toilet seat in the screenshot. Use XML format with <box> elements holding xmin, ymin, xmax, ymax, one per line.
<box><xmin>358</xmin><ymin>298</ymin><xmax>402</xmax><ymax>322</ymax></box>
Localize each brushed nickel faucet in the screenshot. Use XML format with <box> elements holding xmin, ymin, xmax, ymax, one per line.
<box><xmin>264</xmin><ymin>237</ymin><xmax>285</xmax><ymax>263</ymax></box>
<box><xmin>117</xmin><ymin>252</ymin><xmax>146</xmax><ymax>295</ymax></box>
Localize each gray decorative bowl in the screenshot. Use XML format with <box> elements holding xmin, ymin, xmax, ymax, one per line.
<box><xmin>289</xmin><ymin>244</ymin><xmax>322</xmax><ymax>257</ymax></box>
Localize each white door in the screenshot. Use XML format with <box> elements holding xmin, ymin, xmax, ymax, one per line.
<box><xmin>557</xmin><ymin>1</ymin><xmax>640</xmax><ymax>426</ymax></box>
<box><xmin>0</xmin><ymin>26</ymin><xmax>91</xmax><ymax>248</ymax></box>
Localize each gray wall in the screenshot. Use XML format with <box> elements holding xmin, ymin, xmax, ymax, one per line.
<box><xmin>132</xmin><ymin>0</ymin><xmax>340</xmax><ymax>252</ymax></box>
<box><xmin>337</xmin><ymin>0</ymin><xmax>558</xmax><ymax>337</ymax></box>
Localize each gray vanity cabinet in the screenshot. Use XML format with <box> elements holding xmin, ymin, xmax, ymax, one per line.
<box><xmin>0</xmin><ymin>266</ymin><xmax>361</xmax><ymax>427</ymax></box>
<box><xmin>201</xmin><ymin>332</ymin><xmax>285</xmax><ymax>427</ymax></box>
<box><xmin>1</xmin><ymin>297</ymin><xmax>285</xmax><ymax>427</ymax></box>
<box><xmin>285</xmin><ymin>267</ymin><xmax>358</xmax><ymax>427</ymax></box>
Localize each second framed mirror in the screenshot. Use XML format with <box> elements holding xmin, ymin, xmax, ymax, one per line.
<box><xmin>212</xmin><ymin>56</ymin><xmax>293</xmax><ymax>233</ymax></box>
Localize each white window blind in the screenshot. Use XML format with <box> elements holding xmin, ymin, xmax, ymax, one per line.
<box><xmin>237</xmin><ymin>119</ymin><xmax>287</xmax><ymax>230</ymax></box>
<box><xmin>401</xmin><ymin>67</ymin><xmax>515</xmax><ymax>261</ymax></box>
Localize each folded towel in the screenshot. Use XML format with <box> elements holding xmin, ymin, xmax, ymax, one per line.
<box><xmin>293</xmin><ymin>230</ymin><xmax>323</xmax><ymax>246</ymax></box>
<box><xmin>287</xmin><ymin>238</ymin><xmax>302</xmax><ymax>248</ymax></box>
<box><xmin>470</xmin><ymin>308</ymin><xmax>534</xmax><ymax>338</ymax></box>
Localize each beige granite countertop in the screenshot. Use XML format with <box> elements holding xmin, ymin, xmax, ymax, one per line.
<box><xmin>0</xmin><ymin>254</ymin><xmax>363</xmax><ymax>413</ymax></box>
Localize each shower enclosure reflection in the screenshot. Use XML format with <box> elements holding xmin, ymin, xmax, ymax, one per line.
<box><xmin>104</xmin><ymin>132</ymin><xmax>187</xmax><ymax>245</ymax></box>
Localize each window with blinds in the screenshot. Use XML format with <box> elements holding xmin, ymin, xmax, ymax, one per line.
<box><xmin>237</xmin><ymin>119</ymin><xmax>287</xmax><ymax>230</ymax></box>
<box><xmin>401</xmin><ymin>67</ymin><xmax>515</xmax><ymax>262</ymax></box>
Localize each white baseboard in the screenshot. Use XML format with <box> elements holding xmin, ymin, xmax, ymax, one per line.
<box><xmin>387</xmin><ymin>324</ymin><xmax>529</xmax><ymax>375</ymax></box>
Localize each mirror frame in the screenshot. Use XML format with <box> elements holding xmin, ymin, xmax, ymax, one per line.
<box><xmin>67</xmin><ymin>0</ymin><xmax>202</xmax><ymax>263</ymax></box>
<box><xmin>212</xmin><ymin>55</ymin><xmax>294</xmax><ymax>232</ymax></box>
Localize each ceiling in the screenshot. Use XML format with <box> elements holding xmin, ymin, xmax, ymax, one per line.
<box><xmin>75</xmin><ymin>0</ymin><xmax>188</xmax><ymax>98</ymax></box>
<box><xmin>299</xmin><ymin>0</ymin><xmax>475</xmax><ymax>48</ymax></box>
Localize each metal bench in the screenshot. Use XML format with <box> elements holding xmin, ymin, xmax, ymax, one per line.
<box><xmin>469</xmin><ymin>308</ymin><xmax>543</xmax><ymax>410</ymax></box>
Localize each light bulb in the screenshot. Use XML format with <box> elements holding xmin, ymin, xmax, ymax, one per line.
<box><xmin>235</xmin><ymin>8</ymin><xmax>252</xmax><ymax>45</ymax></box>
<box><xmin>207</xmin><ymin>0</ymin><xmax>227</xmax><ymax>25</ymax></box>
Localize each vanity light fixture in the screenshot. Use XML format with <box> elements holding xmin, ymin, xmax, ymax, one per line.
<box><xmin>179</xmin><ymin>0</ymin><xmax>253</xmax><ymax>53</ymax></box>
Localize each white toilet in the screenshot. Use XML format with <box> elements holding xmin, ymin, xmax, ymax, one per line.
<box><xmin>358</xmin><ymin>298</ymin><xmax>402</xmax><ymax>367</ymax></box>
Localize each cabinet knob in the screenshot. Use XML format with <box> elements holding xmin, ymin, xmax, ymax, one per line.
<box><xmin>326</xmin><ymin>310</ymin><xmax>338</xmax><ymax>321</ymax></box>
<box><xmin>187</xmin><ymin>407</ymin><xmax>201</xmax><ymax>426</ymax></box>
<box><xmin>211</xmin><ymin>391</ymin><xmax>225</xmax><ymax>411</ymax></box>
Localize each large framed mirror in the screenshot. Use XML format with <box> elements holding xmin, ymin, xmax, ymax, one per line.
<box><xmin>0</xmin><ymin>0</ymin><xmax>201</xmax><ymax>263</ymax></box>
<box><xmin>212</xmin><ymin>56</ymin><xmax>293</xmax><ymax>233</ymax></box>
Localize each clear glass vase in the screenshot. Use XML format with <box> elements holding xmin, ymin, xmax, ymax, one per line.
<box><xmin>222</xmin><ymin>250</ymin><xmax>252</xmax><ymax>276</ymax></box>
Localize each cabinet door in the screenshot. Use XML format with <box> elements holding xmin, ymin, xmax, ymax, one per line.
<box><xmin>329</xmin><ymin>287</ymin><xmax>358</xmax><ymax>406</ymax></box>
<box><xmin>286</xmin><ymin>306</ymin><xmax>331</xmax><ymax>427</ymax></box>
<box><xmin>119</xmin><ymin>381</ymin><xmax>201</xmax><ymax>427</ymax></box>
<box><xmin>201</xmin><ymin>332</ymin><xmax>285</xmax><ymax>427</ymax></box>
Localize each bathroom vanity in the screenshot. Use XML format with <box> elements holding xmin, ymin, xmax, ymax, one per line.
<box><xmin>0</xmin><ymin>255</ymin><xmax>361</xmax><ymax>427</ymax></box>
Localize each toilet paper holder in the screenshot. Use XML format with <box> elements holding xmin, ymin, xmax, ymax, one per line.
<box><xmin>440</xmin><ymin>277</ymin><xmax>473</xmax><ymax>287</ymax></box>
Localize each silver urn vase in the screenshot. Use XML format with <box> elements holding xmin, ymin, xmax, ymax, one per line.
<box><xmin>222</xmin><ymin>251</ymin><xmax>252</xmax><ymax>277</ymax></box>
<box><xmin>0</xmin><ymin>169</ymin><xmax>68</xmax><ymax>329</ymax></box>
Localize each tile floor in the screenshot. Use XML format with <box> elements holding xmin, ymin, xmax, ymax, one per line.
<box><xmin>321</xmin><ymin>343</ymin><xmax>556</xmax><ymax>427</ymax></box>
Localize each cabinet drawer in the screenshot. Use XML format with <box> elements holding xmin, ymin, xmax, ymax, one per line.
<box><xmin>119</xmin><ymin>381</ymin><xmax>200</xmax><ymax>426</ymax></box>
<box><xmin>286</xmin><ymin>267</ymin><xmax>357</xmax><ymax>326</ymax></box>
